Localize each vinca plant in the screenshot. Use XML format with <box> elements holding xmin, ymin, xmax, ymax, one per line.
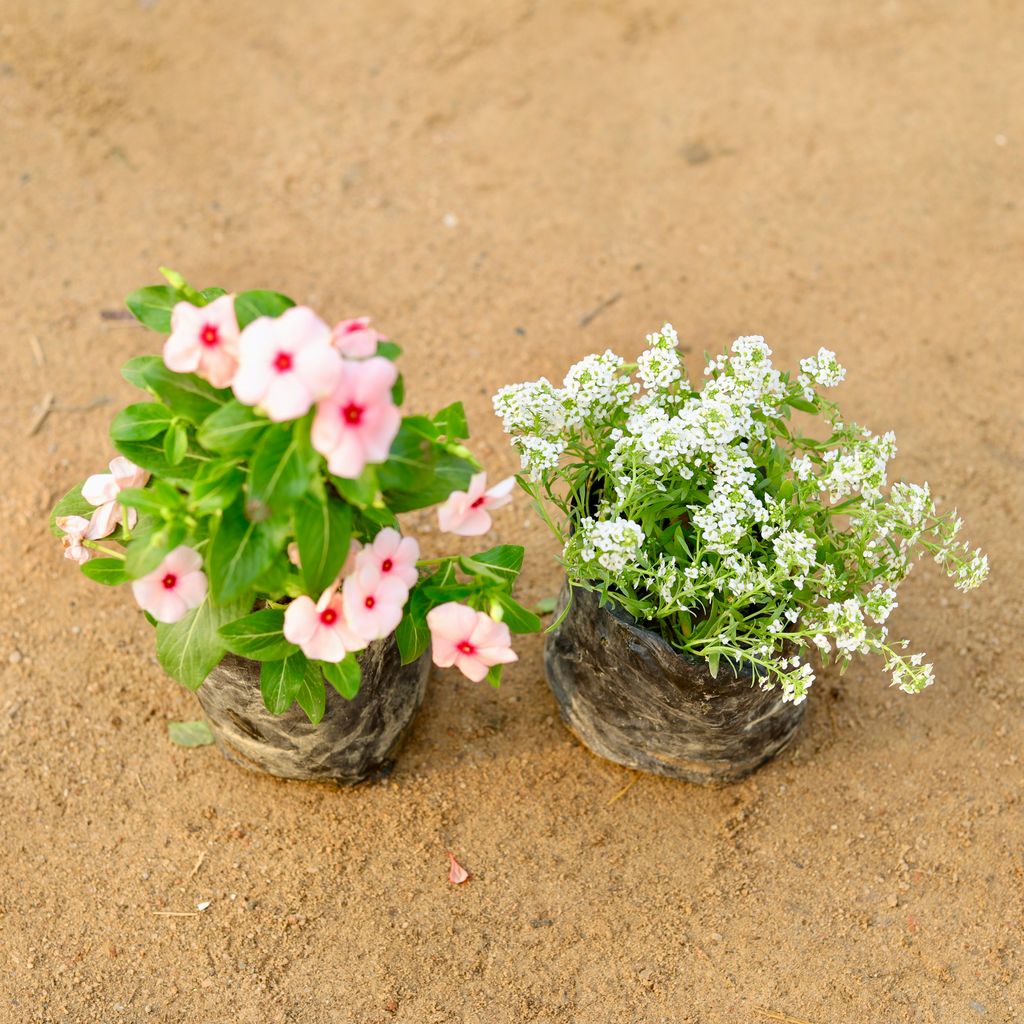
<box><xmin>494</xmin><ymin>326</ymin><xmax>988</xmax><ymax>703</ymax></box>
<box><xmin>51</xmin><ymin>270</ymin><xmax>537</xmax><ymax>723</ymax></box>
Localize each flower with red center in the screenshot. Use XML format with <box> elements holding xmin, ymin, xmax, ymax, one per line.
<box><xmin>163</xmin><ymin>294</ymin><xmax>241</xmax><ymax>389</ymax></box>
<box><xmin>355</xmin><ymin>527</ymin><xmax>420</xmax><ymax>590</ymax></box>
<box><xmin>426</xmin><ymin>602</ymin><xmax>518</xmax><ymax>682</ymax></box>
<box><xmin>232</xmin><ymin>306</ymin><xmax>342</xmax><ymax>422</ymax></box>
<box><xmin>311</xmin><ymin>356</ymin><xmax>401</xmax><ymax>478</ymax></box>
<box><xmin>283</xmin><ymin>584</ymin><xmax>366</xmax><ymax>662</ymax></box>
<box><xmin>81</xmin><ymin>457</ymin><xmax>150</xmax><ymax>540</ymax></box>
<box><xmin>341</xmin><ymin>564</ymin><xmax>410</xmax><ymax>641</ymax></box>
<box><xmin>437</xmin><ymin>472</ymin><xmax>515</xmax><ymax>537</ymax></box>
<box><xmin>331</xmin><ymin>316</ymin><xmax>385</xmax><ymax>358</ymax></box>
<box><xmin>55</xmin><ymin>515</ymin><xmax>94</xmax><ymax>565</ymax></box>
<box><xmin>130</xmin><ymin>546</ymin><xmax>208</xmax><ymax>624</ymax></box>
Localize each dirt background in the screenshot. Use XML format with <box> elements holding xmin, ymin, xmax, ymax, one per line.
<box><xmin>2</xmin><ymin>2</ymin><xmax>1022</xmax><ymax>1022</ymax></box>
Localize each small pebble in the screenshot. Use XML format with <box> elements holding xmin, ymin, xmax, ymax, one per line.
<box><xmin>8</xmin><ymin>650</ymin><xmax>23</xmax><ymax>664</ymax></box>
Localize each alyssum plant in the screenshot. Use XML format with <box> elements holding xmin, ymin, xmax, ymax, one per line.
<box><xmin>494</xmin><ymin>325</ymin><xmax>988</xmax><ymax>704</ymax></box>
<box><xmin>52</xmin><ymin>270</ymin><xmax>537</xmax><ymax>723</ymax></box>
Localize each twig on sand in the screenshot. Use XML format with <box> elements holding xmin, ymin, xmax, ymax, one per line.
<box><xmin>100</xmin><ymin>309</ymin><xmax>134</xmax><ymax>321</ymax></box>
<box><xmin>134</xmin><ymin>771</ymin><xmax>147</xmax><ymax>793</ymax></box>
<box><xmin>27</xmin><ymin>392</ymin><xmax>55</xmax><ymax>436</ymax></box>
<box><xmin>579</xmin><ymin>292</ymin><xmax>621</xmax><ymax>328</ymax></box>
<box><xmin>151</xmin><ymin>910</ymin><xmax>201</xmax><ymax>918</ymax></box>
<box><xmin>755</xmin><ymin>1007</ymin><xmax>819</xmax><ymax>1024</ymax></box>
<box><xmin>186</xmin><ymin>851</ymin><xmax>206</xmax><ymax>881</ymax></box>
<box><xmin>29</xmin><ymin>334</ymin><xmax>45</xmax><ymax>367</ymax></box>
<box><xmin>607</xmin><ymin>776</ymin><xmax>639</xmax><ymax>805</ymax></box>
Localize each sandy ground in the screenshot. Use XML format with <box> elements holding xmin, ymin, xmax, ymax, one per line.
<box><xmin>2</xmin><ymin>2</ymin><xmax>1023</xmax><ymax>1022</ymax></box>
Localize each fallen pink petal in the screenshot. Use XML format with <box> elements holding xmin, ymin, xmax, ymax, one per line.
<box><xmin>447</xmin><ymin>852</ymin><xmax>469</xmax><ymax>885</ymax></box>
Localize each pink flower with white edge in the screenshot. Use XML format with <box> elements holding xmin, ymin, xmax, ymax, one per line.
<box><xmin>342</xmin><ymin>564</ymin><xmax>409</xmax><ymax>641</ymax></box>
<box><xmin>56</xmin><ymin>515</ymin><xmax>94</xmax><ymax>565</ymax></box>
<box><xmin>163</xmin><ymin>294</ymin><xmax>241</xmax><ymax>388</ymax></box>
<box><xmin>283</xmin><ymin>584</ymin><xmax>366</xmax><ymax>662</ymax></box>
<box><xmin>81</xmin><ymin>457</ymin><xmax>150</xmax><ymax>539</ymax></box>
<box><xmin>426</xmin><ymin>602</ymin><xmax>518</xmax><ymax>683</ymax></box>
<box><xmin>311</xmin><ymin>356</ymin><xmax>401</xmax><ymax>478</ymax></box>
<box><xmin>355</xmin><ymin>527</ymin><xmax>419</xmax><ymax>590</ymax></box>
<box><xmin>232</xmin><ymin>306</ymin><xmax>342</xmax><ymax>422</ymax></box>
<box><xmin>437</xmin><ymin>472</ymin><xmax>515</xmax><ymax>537</ymax></box>
<box><xmin>331</xmin><ymin>317</ymin><xmax>384</xmax><ymax>358</ymax></box>
<box><xmin>131</xmin><ymin>546</ymin><xmax>208</xmax><ymax>624</ymax></box>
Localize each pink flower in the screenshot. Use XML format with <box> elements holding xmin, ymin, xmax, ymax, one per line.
<box><xmin>331</xmin><ymin>317</ymin><xmax>384</xmax><ymax>358</ymax></box>
<box><xmin>163</xmin><ymin>295</ymin><xmax>241</xmax><ymax>388</ymax></box>
<box><xmin>426</xmin><ymin>602</ymin><xmax>518</xmax><ymax>682</ymax></box>
<box><xmin>131</xmin><ymin>546</ymin><xmax>208</xmax><ymax>624</ymax></box>
<box><xmin>311</xmin><ymin>357</ymin><xmax>401</xmax><ymax>478</ymax></box>
<box><xmin>355</xmin><ymin>527</ymin><xmax>419</xmax><ymax>590</ymax></box>
<box><xmin>232</xmin><ymin>306</ymin><xmax>342</xmax><ymax>422</ymax></box>
<box><xmin>81</xmin><ymin>457</ymin><xmax>150</xmax><ymax>539</ymax></box>
<box><xmin>283</xmin><ymin>584</ymin><xmax>365</xmax><ymax>662</ymax></box>
<box><xmin>437</xmin><ymin>472</ymin><xmax>515</xmax><ymax>537</ymax></box>
<box><xmin>342</xmin><ymin>564</ymin><xmax>409</xmax><ymax>641</ymax></box>
<box><xmin>56</xmin><ymin>515</ymin><xmax>94</xmax><ymax>565</ymax></box>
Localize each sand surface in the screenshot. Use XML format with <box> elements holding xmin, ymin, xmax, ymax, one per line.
<box><xmin>2</xmin><ymin>2</ymin><xmax>1022</xmax><ymax>1021</ymax></box>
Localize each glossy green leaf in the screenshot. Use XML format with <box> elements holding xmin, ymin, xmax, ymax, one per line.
<box><xmin>248</xmin><ymin>426</ymin><xmax>314</xmax><ymax>515</ymax></box>
<box><xmin>233</xmin><ymin>290</ymin><xmax>295</xmax><ymax>329</ymax></box>
<box><xmin>294</xmin><ymin>662</ymin><xmax>327</xmax><ymax>724</ymax></box>
<box><xmin>207</xmin><ymin>501</ymin><xmax>279</xmax><ymax>602</ymax></box>
<box><xmin>321</xmin><ymin>656</ymin><xmax>361</xmax><ymax>700</ymax></box>
<box><xmin>492</xmin><ymin>591</ymin><xmax>541</xmax><ymax>634</ymax></box>
<box><xmin>156</xmin><ymin>595</ymin><xmax>249</xmax><ymax>691</ymax></box>
<box><xmin>125</xmin><ymin>285</ymin><xmax>178</xmax><ymax>333</ymax></box>
<box><xmin>137</xmin><ymin>362</ymin><xmax>226</xmax><ymax>425</ymax></box>
<box><xmin>197</xmin><ymin>400</ymin><xmax>267</xmax><ymax>454</ymax></box>
<box><xmin>218</xmin><ymin>608</ymin><xmax>295</xmax><ymax>661</ymax></box>
<box><xmin>189</xmin><ymin>463</ymin><xmax>244</xmax><ymax>515</ymax></box>
<box><xmin>259</xmin><ymin>651</ymin><xmax>306</xmax><ymax>715</ymax></box>
<box><xmin>80</xmin><ymin>558</ymin><xmax>131</xmax><ymax>586</ymax></box>
<box><xmin>163</xmin><ymin>421</ymin><xmax>188</xmax><ymax>465</ymax></box>
<box><xmin>293</xmin><ymin>493</ymin><xmax>352</xmax><ymax>595</ymax></box>
<box><xmin>433</xmin><ymin>401</ymin><xmax>469</xmax><ymax>440</ymax></box>
<box><xmin>114</xmin><ymin>435</ymin><xmax>212</xmax><ymax>485</ymax></box>
<box><xmin>121</xmin><ymin>355</ymin><xmax>162</xmax><ymax>390</ymax></box>
<box><xmin>110</xmin><ymin>402</ymin><xmax>174</xmax><ymax>442</ymax></box>
<box><xmin>331</xmin><ymin>466</ymin><xmax>380</xmax><ymax>508</ymax></box>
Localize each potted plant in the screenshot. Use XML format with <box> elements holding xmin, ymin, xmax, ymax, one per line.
<box><xmin>52</xmin><ymin>269</ymin><xmax>539</xmax><ymax>784</ymax></box>
<box><xmin>494</xmin><ymin>326</ymin><xmax>989</xmax><ymax>783</ymax></box>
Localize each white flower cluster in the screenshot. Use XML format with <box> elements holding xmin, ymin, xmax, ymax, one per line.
<box><xmin>572</xmin><ymin>515</ymin><xmax>646</xmax><ymax>574</ymax></box>
<box><xmin>798</xmin><ymin>347</ymin><xmax>846</xmax><ymax>399</ymax></box>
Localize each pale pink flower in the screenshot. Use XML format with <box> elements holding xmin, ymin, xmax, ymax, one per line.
<box><xmin>342</xmin><ymin>564</ymin><xmax>409</xmax><ymax>641</ymax></box>
<box><xmin>437</xmin><ymin>472</ymin><xmax>515</xmax><ymax>537</ymax></box>
<box><xmin>426</xmin><ymin>602</ymin><xmax>518</xmax><ymax>683</ymax></box>
<box><xmin>56</xmin><ymin>515</ymin><xmax>94</xmax><ymax>565</ymax></box>
<box><xmin>283</xmin><ymin>584</ymin><xmax>366</xmax><ymax>662</ymax></box>
<box><xmin>131</xmin><ymin>546</ymin><xmax>208</xmax><ymax>624</ymax></box>
<box><xmin>331</xmin><ymin>317</ymin><xmax>385</xmax><ymax>358</ymax></box>
<box><xmin>311</xmin><ymin>357</ymin><xmax>401</xmax><ymax>478</ymax></box>
<box><xmin>163</xmin><ymin>295</ymin><xmax>240</xmax><ymax>388</ymax></box>
<box><xmin>81</xmin><ymin>457</ymin><xmax>150</xmax><ymax>539</ymax></box>
<box><xmin>232</xmin><ymin>306</ymin><xmax>342</xmax><ymax>422</ymax></box>
<box><xmin>355</xmin><ymin>527</ymin><xmax>419</xmax><ymax>590</ymax></box>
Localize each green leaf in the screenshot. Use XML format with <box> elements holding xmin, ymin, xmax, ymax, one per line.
<box><xmin>485</xmin><ymin>664</ymin><xmax>504</xmax><ymax>689</ymax></box>
<box><xmin>295</xmin><ymin>662</ymin><xmax>327</xmax><ymax>724</ymax></box>
<box><xmin>321</xmin><ymin>656</ymin><xmax>361</xmax><ymax>700</ymax></box>
<box><xmin>80</xmin><ymin>558</ymin><xmax>130</xmax><ymax>586</ymax></box>
<box><xmin>110</xmin><ymin>402</ymin><xmax>174</xmax><ymax>442</ymax></box>
<box><xmin>493</xmin><ymin>592</ymin><xmax>541</xmax><ymax>634</ymax></box>
<box><xmin>248</xmin><ymin>426</ymin><xmax>314</xmax><ymax>515</ymax></box>
<box><xmin>114</xmin><ymin>435</ymin><xmax>211</xmax><ymax>485</ymax></box>
<box><xmin>707</xmin><ymin>650</ymin><xmax>721</xmax><ymax>678</ymax></box>
<box><xmin>534</xmin><ymin>596</ymin><xmax>559</xmax><ymax>616</ymax></box>
<box><xmin>259</xmin><ymin>651</ymin><xmax>306</xmax><ymax>715</ymax></box>
<box><xmin>137</xmin><ymin>362</ymin><xmax>226</xmax><ymax>425</ymax></box>
<box><xmin>125</xmin><ymin>285</ymin><xmax>178</xmax><ymax>332</ymax></box>
<box><xmin>156</xmin><ymin>595</ymin><xmax>250</xmax><ymax>691</ymax></box>
<box><xmin>50</xmin><ymin>483</ymin><xmax>94</xmax><ymax>536</ymax></box>
<box><xmin>218</xmin><ymin>608</ymin><xmax>295</xmax><ymax>661</ymax></box>
<box><xmin>331</xmin><ymin>466</ymin><xmax>380</xmax><ymax>508</ymax></box>
<box><xmin>462</xmin><ymin>545</ymin><xmax>524</xmax><ymax>585</ymax></box>
<box><xmin>233</xmin><ymin>290</ymin><xmax>295</xmax><ymax>329</ymax></box>
<box><xmin>124</xmin><ymin>520</ymin><xmax>186</xmax><ymax>579</ymax></box>
<box><xmin>433</xmin><ymin>401</ymin><xmax>469</xmax><ymax>440</ymax></box>
<box><xmin>293</xmin><ymin>493</ymin><xmax>352</xmax><ymax>595</ymax></box>
<box><xmin>121</xmin><ymin>355</ymin><xmax>162</xmax><ymax>390</ymax></box>
<box><xmin>167</xmin><ymin>720</ymin><xmax>215</xmax><ymax>747</ymax></box>
<box><xmin>377</xmin><ymin>421</ymin><xmax>477</xmax><ymax>513</ymax></box>
<box><xmin>189</xmin><ymin>463</ymin><xmax>244</xmax><ymax>515</ymax></box>
<box><xmin>788</xmin><ymin>397</ymin><xmax>818</xmax><ymax>415</ymax></box>
<box><xmin>197</xmin><ymin>400</ymin><xmax>267</xmax><ymax>454</ymax></box>
<box><xmin>395</xmin><ymin>602</ymin><xmax>431</xmax><ymax>665</ymax></box>
<box><xmin>163</xmin><ymin>421</ymin><xmax>188</xmax><ymax>465</ymax></box>
<box><xmin>376</xmin><ymin>340</ymin><xmax>402</xmax><ymax>361</ymax></box>
<box><xmin>207</xmin><ymin>501</ymin><xmax>279</xmax><ymax>602</ymax></box>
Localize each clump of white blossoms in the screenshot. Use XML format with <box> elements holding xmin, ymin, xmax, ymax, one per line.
<box><xmin>494</xmin><ymin>326</ymin><xmax>989</xmax><ymax>704</ymax></box>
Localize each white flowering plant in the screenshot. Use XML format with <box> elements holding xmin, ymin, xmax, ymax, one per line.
<box><xmin>494</xmin><ymin>326</ymin><xmax>988</xmax><ymax>703</ymax></box>
<box><xmin>50</xmin><ymin>270</ymin><xmax>538</xmax><ymax>724</ymax></box>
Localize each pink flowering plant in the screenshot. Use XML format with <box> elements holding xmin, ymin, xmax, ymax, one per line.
<box><xmin>51</xmin><ymin>270</ymin><xmax>536</xmax><ymax>722</ymax></box>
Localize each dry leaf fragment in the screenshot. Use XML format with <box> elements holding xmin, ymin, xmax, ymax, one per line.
<box><xmin>447</xmin><ymin>852</ymin><xmax>469</xmax><ymax>885</ymax></box>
